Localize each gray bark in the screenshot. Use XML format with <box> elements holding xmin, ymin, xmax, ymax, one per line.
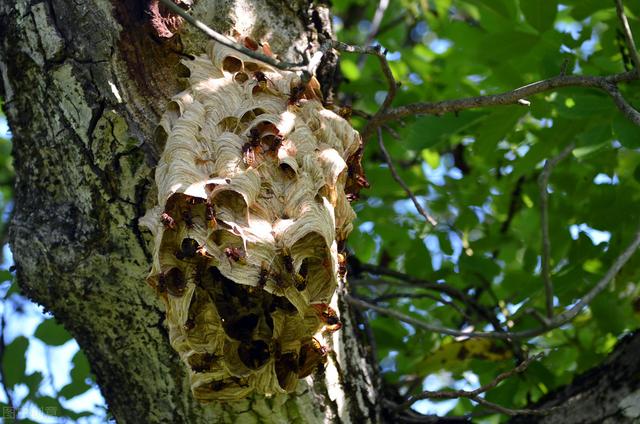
<box><xmin>510</xmin><ymin>331</ymin><xmax>640</xmax><ymax>424</ymax></box>
<box><xmin>0</xmin><ymin>1</ymin><xmax>379</xmax><ymax>422</ymax></box>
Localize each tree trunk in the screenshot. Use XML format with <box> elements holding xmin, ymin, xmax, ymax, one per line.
<box><xmin>0</xmin><ymin>1</ymin><xmax>380</xmax><ymax>422</ymax></box>
<box><xmin>510</xmin><ymin>331</ymin><xmax>640</xmax><ymax>424</ymax></box>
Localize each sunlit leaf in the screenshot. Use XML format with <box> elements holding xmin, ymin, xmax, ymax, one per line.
<box><xmin>2</xmin><ymin>336</ymin><xmax>28</xmax><ymax>388</ymax></box>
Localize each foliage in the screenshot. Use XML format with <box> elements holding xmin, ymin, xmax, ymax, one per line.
<box><xmin>334</xmin><ymin>0</ymin><xmax>640</xmax><ymax>420</ymax></box>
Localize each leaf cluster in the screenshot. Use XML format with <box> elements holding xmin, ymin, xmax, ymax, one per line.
<box><xmin>335</xmin><ymin>0</ymin><xmax>640</xmax><ymax>419</ymax></box>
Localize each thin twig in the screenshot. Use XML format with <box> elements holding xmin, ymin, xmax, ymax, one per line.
<box><xmin>469</xmin><ymin>395</ymin><xmax>557</xmax><ymax>417</ymax></box>
<box><xmin>377</xmin><ymin>128</ymin><xmax>437</xmax><ymax>226</ymax></box>
<box><xmin>358</xmin><ymin>0</ymin><xmax>390</xmax><ymax>68</ymax></box>
<box><xmin>372</xmin><ymin>292</ymin><xmax>474</xmax><ymax>323</ymax></box>
<box><xmin>600</xmin><ymin>81</ymin><xmax>640</xmax><ymax>125</ymax></box>
<box><xmin>352</xmin><ymin>265</ymin><xmax>510</xmax><ymax>332</ymax></box>
<box><xmin>346</xmin><ymin>226</ymin><xmax>640</xmax><ymax>339</ymax></box>
<box><xmin>157</xmin><ymin>0</ymin><xmax>306</xmax><ymax>70</ymax></box>
<box><xmin>355</xmin><ymin>264</ymin><xmax>469</xmax><ymax>304</ymax></box>
<box><xmin>372</xmin><ymin>71</ymin><xmax>640</xmax><ymax>128</ymax></box>
<box><xmin>326</xmin><ymin>39</ymin><xmax>398</xmax><ymax>141</ymax></box>
<box><xmin>398</xmin><ymin>353</ymin><xmax>545</xmax><ymax>410</ymax></box>
<box><xmin>615</xmin><ymin>0</ymin><xmax>640</xmax><ymax>71</ymax></box>
<box><xmin>538</xmin><ymin>142</ymin><xmax>575</xmax><ymax>319</ymax></box>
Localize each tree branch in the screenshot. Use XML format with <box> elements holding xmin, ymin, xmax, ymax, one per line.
<box><xmin>326</xmin><ymin>39</ymin><xmax>398</xmax><ymax>141</ymax></box>
<box><xmin>358</xmin><ymin>0</ymin><xmax>390</xmax><ymax>68</ymax></box>
<box><xmin>377</xmin><ymin>128</ymin><xmax>437</xmax><ymax>226</ymax></box>
<box><xmin>615</xmin><ymin>0</ymin><xmax>640</xmax><ymax>71</ymax></box>
<box><xmin>352</xmin><ymin>264</ymin><xmax>512</xmax><ymax>336</ymax></box>
<box><xmin>346</xmin><ymin>225</ymin><xmax>640</xmax><ymax>340</ymax></box>
<box><xmin>600</xmin><ymin>81</ymin><xmax>640</xmax><ymax>125</ymax></box>
<box><xmin>371</xmin><ymin>292</ymin><xmax>474</xmax><ymax>323</ymax></box>
<box><xmin>469</xmin><ymin>395</ymin><xmax>556</xmax><ymax>417</ymax></box>
<box><xmin>354</xmin><ymin>263</ymin><xmax>472</xmax><ymax>305</ymax></box>
<box><xmin>372</xmin><ymin>71</ymin><xmax>640</xmax><ymax>128</ymax></box>
<box><xmin>157</xmin><ymin>0</ymin><xmax>307</xmax><ymax>70</ymax></box>
<box><xmin>538</xmin><ymin>143</ymin><xmax>575</xmax><ymax>319</ymax></box>
<box><xmin>397</xmin><ymin>353</ymin><xmax>558</xmax><ymax>417</ymax></box>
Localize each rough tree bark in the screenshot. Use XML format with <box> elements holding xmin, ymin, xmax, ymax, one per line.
<box><xmin>0</xmin><ymin>1</ymin><xmax>379</xmax><ymax>423</ymax></box>
<box><xmin>509</xmin><ymin>331</ymin><xmax>640</xmax><ymax>424</ymax></box>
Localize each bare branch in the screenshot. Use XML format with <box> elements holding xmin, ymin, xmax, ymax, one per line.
<box><xmin>372</xmin><ymin>71</ymin><xmax>639</xmax><ymax>128</ymax></box>
<box><xmin>377</xmin><ymin>128</ymin><xmax>437</xmax><ymax>226</ymax></box>
<box><xmin>157</xmin><ymin>0</ymin><xmax>306</xmax><ymax>70</ymax></box>
<box><xmin>346</xmin><ymin>226</ymin><xmax>640</xmax><ymax>339</ymax></box>
<box><xmin>538</xmin><ymin>142</ymin><xmax>575</xmax><ymax>319</ymax></box>
<box><xmin>615</xmin><ymin>0</ymin><xmax>640</xmax><ymax>71</ymax></box>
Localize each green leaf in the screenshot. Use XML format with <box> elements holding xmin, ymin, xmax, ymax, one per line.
<box><xmin>473</xmin><ymin>107</ymin><xmax>527</xmax><ymax>157</ymax></box>
<box><xmin>32</xmin><ymin>396</ymin><xmax>63</xmax><ymax>417</ymax></box>
<box><xmin>349</xmin><ymin>227</ymin><xmax>377</xmax><ymax>263</ymax></box>
<box><xmin>421</xmin><ymin>149</ymin><xmax>440</xmax><ymax>169</ymax></box>
<box><xmin>70</xmin><ymin>350</ymin><xmax>91</xmax><ymax>382</ymax></box>
<box><xmin>591</xmin><ymin>295</ymin><xmax>628</xmax><ymax>334</ymax></box>
<box><xmin>340</xmin><ymin>59</ymin><xmax>360</xmax><ymax>81</ymax></box>
<box><xmin>34</xmin><ymin>318</ymin><xmax>72</xmax><ymax>346</ymax></box>
<box><xmin>520</xmin><ymin>0</ymin><xmax>558</xmax><ymax>33</ymax></box>
<box><xmin>59</xmin><ymin>380</ymin><xmax>91</xmax><ymax>400</ymax></box>
<box><xmin>370</xmin><ymin>317</ymin><xmax>408</xmax><ymax>351</ymax></box>
<box><xmin>612</xmin><ymin>114</ymin><xmax>640</xmax><ymax>148</ymax></box>
<box><xmin>405</xmin><ymin>111</ymin><xmax>487</xmax><ymax>150</ymax></box>
<box><xmin>24</xmin><ymin>371</ymin><xmax>44</xmax><ymax>393</ymax></box>
<box><xmin>0</xmin><ymin>270</ymin><xmax>11</xmax><ymax>284</ymax></box>
<box><xmin>558</xmin><ymin>93</ymin><xmax>613</xmax><ymax>118</ymax></box>
<box><xmin>566</xmin><ymin>0</ymin><xmax>610</xmax><ymax>21</ymax></box>
<box><xmin>465</xmin><ymin>0</ymin><xmax>517</xmax><ymax>19</ymax></box>
<box><xmin>2</xmin><ymin>336</ymin><xmax>29</xmax><ymax>388</ymax></box>
<box><xmin>634</xmin><ymin>164</ymin><xmax>640</xmax><ymax>184</ymax></box>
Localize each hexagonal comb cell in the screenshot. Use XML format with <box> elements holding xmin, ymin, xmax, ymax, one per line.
<box><xmin>142</xmin><ymin>40</ymin><xmax>364</xmax><ymax>401</ymax></box>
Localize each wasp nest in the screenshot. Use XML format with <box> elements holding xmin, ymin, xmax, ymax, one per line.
<box><xmin>142</xmin><ymin>41</ymin><xmax>366</xmax><ymax>401</ymax></box>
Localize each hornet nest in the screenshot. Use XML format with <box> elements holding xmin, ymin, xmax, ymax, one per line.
<box><xmin>141</xmin><ymin>40</ymin><xmax>367</xmax><ymax>401</ymax></box>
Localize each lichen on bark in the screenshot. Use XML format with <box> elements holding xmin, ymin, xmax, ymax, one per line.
<box><xmin>142</xmin><ymin>41</ymin><xmax>365</xmax><ymax>401</ymax></box>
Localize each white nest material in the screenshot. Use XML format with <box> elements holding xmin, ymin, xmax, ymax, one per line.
<box><xmin>141</xmin><ymin>41</ymin><xmax>363</xmax><ymax>401</ymax></box>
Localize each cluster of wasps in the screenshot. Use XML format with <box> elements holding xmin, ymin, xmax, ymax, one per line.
<box><xmin>155</xmin><ymin>191</ymin><xmax>344</xmax><ymax>389</ymax></box>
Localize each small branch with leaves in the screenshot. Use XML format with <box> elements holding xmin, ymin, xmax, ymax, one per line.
<box><xmin>395</xmin><ymin>353</ymin><xmax>559</xmax><ymax>416</ymax></box>
<box><xmin>347</xmin><ymin>225</ymin><xmax>640</xmax><ymax>340</ymax></box>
